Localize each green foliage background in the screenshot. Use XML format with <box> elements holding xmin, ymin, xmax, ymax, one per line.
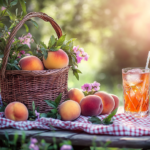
<box><xmin>2</xmin><ymin>0</ymin><xmax>150</xmax><ymax>105</ymax></box>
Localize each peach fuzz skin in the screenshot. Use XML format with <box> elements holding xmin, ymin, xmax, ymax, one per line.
<box><xmin>95</xmin><ymin>91</ymin><xmax>115</xmax><ymax>115</ymax></box>
<box><xmin>5</xmin><ymin>102</ymin><xmax>28</xmax><ymax>121</ymax></box>
<box><xmin>43</xmin><ymin>49</ymin><xmax>69</xmax><ymax>69</ymax></box>
<box><xmin>68</xmin><ymin>88</ymin><xmax>85</xmax><ymax>104</ymax></box>
<box><xmin>80</xmin><ymin>95</ymin><xmax>103</xmax><ymax>116</ymax></box>
<box><xmin>110</xmin><ymin>94</ymin><xmax>120</xmax><ymax>112</ymax></box>
<box><xmin>19</xmin><ymin>56</ymin><xmax>44</xmax><ymax>70</ymax></box>
<box><xmin>59</xmin><ymin>100</ymin><xmax>81</xmax><ymax>121</ymax></box>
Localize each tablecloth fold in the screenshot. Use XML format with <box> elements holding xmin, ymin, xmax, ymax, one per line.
<box><xmin>1</xmin><ymin>111</ymin><xmax>150</xmax><ymax>136</ymax></box>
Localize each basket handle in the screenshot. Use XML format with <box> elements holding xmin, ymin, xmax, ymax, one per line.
<box><xmin>1</xmin><ymin>12</ymin><xmax>62</xmax><ymax>79</ymax></box>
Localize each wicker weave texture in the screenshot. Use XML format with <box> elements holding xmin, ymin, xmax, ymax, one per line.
<box><xmin>0</xmin><ymin>12</ymin><xmax>69</xmax><ymax>112</ymax></box>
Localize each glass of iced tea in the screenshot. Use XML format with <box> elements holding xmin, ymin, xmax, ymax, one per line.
<box><xmin>122</xmin><ymin>68</ymin><xmax>150</xmax><ymax>117</ymax></box>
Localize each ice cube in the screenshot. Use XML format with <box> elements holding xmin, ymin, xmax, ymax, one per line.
<box><xmin>127</xmin><ymin>68</ymin><xmax>143</xmax><ymax>74</ymax></box>
<box><xmin>126</xmin><ymin>74</ymin><xmax>142</xmax><ymax>86</ymax></box>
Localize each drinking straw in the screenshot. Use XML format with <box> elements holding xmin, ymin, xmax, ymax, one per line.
<box><xmin>145</xmin><ymin>51</ymin><xmax>150</xmax><ymax>69</ymax></box>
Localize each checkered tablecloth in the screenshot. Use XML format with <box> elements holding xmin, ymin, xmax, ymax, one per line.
<box><xmin>1</xmin><ymin>97</ymin><xmax>150</xmax><ymax>136</ymax></box>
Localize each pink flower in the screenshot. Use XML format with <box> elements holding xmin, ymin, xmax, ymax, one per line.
<box><xmin>17</xmin><ymin>54</ymin><xmax>21</xmax><ymax>58</ymax></box>
<box><xmin>26</xmin><ymin>33</ymin><xmax>32</xmax><ymax>38</ymax></box>
<box><xmin>91</xmin><ymin>81</ymin><xmax>100</xmax><ymax>91</ymax></box>
<box><xmin>73</xmin><ymin>46</ymin><xmax>79</xmax><ymax>53</ymax></box>
<box><xmin>18</xmin><ymin>33</ymin><xmax>34</xmax><ymax>49</ymax></box>
<box><xmin>1</xmin><ymin>7</ymin><xmax>6</xmax><ymax>11</ymax></box>
<box><xmin>83</xmin><ymin>53</ymin><xmax>89</xmax><ymax>61</ymax></box>
<box><xmin>79</xmin><ymin>48</ymin><xmax>84</xmax><ymax>54</ymax></box>
<box><xmin>29</xmin><ymin>144</ymin><xmax>39</xmax><ymax>150</ymax></box>
<box><xmin>60</xmin><ymin>145</ymin><xmax>72</xmax><ymax>150</ymax></box>
<box><xmin>35</xmin><ymin>110</ymin><xmax>40</xmax><ymax>119</ymax></box>
<box><xmin>81</xmin><ymin>83</ymin><xmax>92</xmax><ymax>92</ymax></box>
<box><xmin>76</xmin><ymin>54</ymin><xmax>83</xmax><ymax>64</ymax></box>
<box><xmin>30</xmin><ymin>138</ymin><xmax>38</xmax><ymax>144</ymax></box>
<box><xmin>12</xmin><ymin>52</ymin><xmax>16</xmax><ymax>56</ymax></box>
<box><xmin>8</xmin><ymin>32</ymin><xmax>10</xmax><ymax>35</ymax></box>
<box><xmin>20</xmin><ymin>50</ymin><xmax>25</xmax><ymax>54</ymax></box>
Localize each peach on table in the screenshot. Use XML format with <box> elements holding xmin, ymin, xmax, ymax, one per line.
<box><xmin>5</xmin><ymin>102</ymin><xmax>28</xmax><ymax>121</ymax></box>
<box><xmin>80</xmin><ymin>95</ymin><xmax>103</xmax><ymax>116</ymax></box>
<box><xmin>68</xmin><ymin>88</ymin><xmax>85</xmax><ymax>104</ymax></box>
<box><xmin>59</xmin><ymin>100</ymin><xmax>81</xmax><ymax>121</ymax></box>
<box><xmin>95</xmin><ymin>91</ymin><xmax>115</xmax><ymax>115</ymax></box>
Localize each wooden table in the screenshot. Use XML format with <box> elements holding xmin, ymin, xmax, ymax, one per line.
<box><xmin>0</xmin><ymin>107</ymin><xmax>150</xmax><ymax>149</ymax></box>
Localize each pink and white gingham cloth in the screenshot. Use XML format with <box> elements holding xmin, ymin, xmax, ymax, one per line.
<box><xmin>1</xmin><ymin>111</ymin><xmax>150</xmax><ymax>136</ymax></box>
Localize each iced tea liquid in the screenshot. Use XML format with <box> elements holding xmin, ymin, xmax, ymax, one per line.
<box><xmin>122</xmin><ymin>68</ymin><xmax>149</xmax><ymax>117</ymax></box>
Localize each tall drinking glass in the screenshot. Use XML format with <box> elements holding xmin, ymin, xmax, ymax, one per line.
<box><xmin>122</xmin><ymin>68</ymin><xmax>150</xmax><ymax>118</ymax></box>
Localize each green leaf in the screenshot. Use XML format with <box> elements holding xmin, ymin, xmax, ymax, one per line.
<box><xmin>16</xmin><ymin>8</ymin><xmax>18</xmax><ymax>16</ymax></box>
<box><xmin>73</xmin><ymin>69</ymin><xmax>79</xmax><ymax>80</ymax></box>
<box><xmin>24</xmin><ymin>24</ymin><xmax>29</xmax><ymax>32</ymax></box>
<box><xmin>50</xmin><ymin>46</ymin><xmax>61</xmax><ymax>51</ymax></box>
<box><xmin>54</xmin><ymin>93</ymin><xmax>62</xmax><ymax>106</ymax></box>
<box><xmin>46</xmin><ymin>112</ymin><xmax>56</xmax><ymax>118</ymax></box>
<box><xmin>40</xmin><ymin>48</ymin><xmax>48</xmax><ymax>60</ymax></box>
<box><xmin>4</xmin><ymin>132</ymin><xmax>9</xmax><ymax>141</ymax></box>
<box><xmin>6</xmin><ymin>0</ymin><xmax>8</xmax><ymax>5</ymax></box>
<box><xmin>0</xmin><ymin>23</ymin><xmax>4</xmax><ymax>28</ymax></box>
<box><xmin>19</xmin><ymin>0</ymin><xmax>27</xmax><ymax>15</ymax></box>
<box><xmin>61</xmin><ymin>45</ymin><xmax>70</xmax><ymax>51</ymax></box>
<box><xmin>88</xmin><ymin>116</ymin><xmax>102</xmax><ymax>124</ymax></box>
<box><xmin>17</xmin><ymin>44</ymin><xmax>29</xmax><ymax>51</ymax></box>
<box><xmin>56</xmin><ymin>34</ymin><xmax>66</xmax><ymax>46</ymax></box>
<box><xmin>51</xmin><ymin>109</ymin><xmax>57</xmax><ymax>114</ymax></box>
<box><xmin>44</xmin><ymin>100</ymin><xmax>57</xmax><ymax>109</ymax></box>
<box><xmin>10</xmin><ymin>0</ymin><xmax>18</xmax><ymax>7</ymax></box>
<box><xmin>49</xmin><ymin>35</ymin><xmax>56</xmax><ymax>48</ymax></box>
<box><xmin>29</xmin><ymin>19</ymin><xmax>38</xmax><ymax>28</ymax></box>
<box><xmin>32</xmin><ymin>101</ymin><xmax>35</xmax><ymax>115</ymax></box>
<box><xmin>0</xmin><ymin>0</ymin><xmax>6</xmax><ymax>7</ymax></box>
<box><xmin>0</xmin><ymin>105</ymin><xmax>6</xmax><ymax>112</ymax></box>
<box><xmin>56</xmin><ymin>114</ymin><xmax>61</xmax><ymax>120</ymax></box>
<box><xmin>74</xmin><ymin>69</ymin><xmax>82</xmax><ymax>74</ymax></box>
<box><xmin>40</xmin><ymin>113</ymin><xmax>47</xmax><ymax>118</ymax></box>
<box><xmin>40</xmin><ymin>41</ymin><xmax>47</xmax><ymax>49</ymax></box>
<box><xmin>9</xmin><ymin>22</ymin><xmax>16</xmax><ymax>30</ymax></box>
<box><xmin>13</xmin><ymin>133</ymin><xmax>18</xmax><ymax>145</ymax></box>
<box><xmin>6</xmin><ymin>10</ymin><xmax>13</xmax><ymax>20</ymax></box>
<box><xmin>102</xmin><ymin>108</ymin><xmax>117</xmax><ymax>125</ymax></box>
<box><xmin>21</xmin><ymin>131</ymin><xmax>26</xmax><ymax>144</ymax></box>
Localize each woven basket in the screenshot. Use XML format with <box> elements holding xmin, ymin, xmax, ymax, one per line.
<box><xmin>0</xmin><ymin>12</ymin><xmax>70</xmax><ymax>113</ymax></box>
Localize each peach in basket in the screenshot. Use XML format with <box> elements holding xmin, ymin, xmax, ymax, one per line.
<box><xmin>19</xmin><ymin>55</ymin><xmax>44</xmax><ymax>70</ymax></box>
<box><xmin>43</xmin><ymin>49</ymin><xmax>69</xmax><ymax>69</ymax></box>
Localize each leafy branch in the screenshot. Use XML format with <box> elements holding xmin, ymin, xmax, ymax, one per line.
<box><xmin>38</xmin><ymin>35</ymin><xmax>82</xmax><ymax>80</ymax></box>
<box><xmin>40</xmin><ymin>93</ymin><xmax>62</xmax><ymax>120</ymax></box>
<box><xmin>88</xmin><ymin>108</ymin><xmax>118</xmax><ymax>125</ymax></box>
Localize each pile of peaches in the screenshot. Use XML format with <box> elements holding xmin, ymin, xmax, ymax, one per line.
<box><xmin>19</xmin><ymin>49</ymin><xmax>69</xmax><ymax>70</ymax></box>
<box><xmin>59</xmin><ymin>88</ymin><xmax>119</xmax><ymax>121</ymax></box>
<box><xmin>4</xmin><ymin>88</ymin><xmax>119</xmax><ymax>122</ymax></box>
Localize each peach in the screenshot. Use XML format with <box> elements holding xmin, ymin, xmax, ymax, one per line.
<box><xmin>59</xmin><ymin>100</ymin><xmax>81</xmax><ymax>121</ymax></box>
<box><xmin>80</xmin><ymin>95</ymin><xmax>103</xmax><ymax>116</ymax></box>
<box><xmin>95</xmin><ymin>91</ymin><xmax>115</xmax><ymax>115</ymax></box>
<box><xmin>43</xmin><ymin>49</ymin><xmax>69</xmax><ymax>69</ymax></box>
<box><xmin>19</xmin><ymin>56</ymin><xmax>44</xmax><ymax>70</ymax></box>
<box><xmin>5</xmin><ymin>102</ymin><xmax>28</xmax><ymax>121</ymax></box>
<box><xmin>110</xmin><ymin>94</ymin><xmax>120</xmax><ymax>112</ymax></box>
<box><xmin>68</xmin><ymin>88</ymin><xmax>85</xmax><ymax>104</ymax></box>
